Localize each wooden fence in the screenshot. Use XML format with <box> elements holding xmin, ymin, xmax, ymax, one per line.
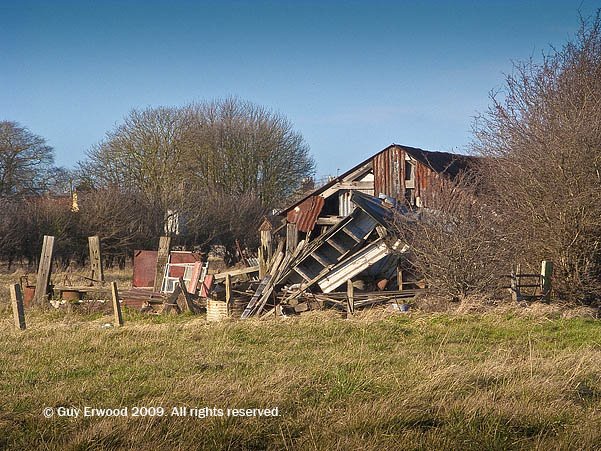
<box><xmin>502</xmin><ymin>261</ymin><xmax>553</xmax><ymax>301</ymax></box>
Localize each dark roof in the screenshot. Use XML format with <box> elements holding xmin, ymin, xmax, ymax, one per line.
<box><xmin>400</xmin><ymin>145</ymin><xmax>476</xmax><ymax>179</ymax></box>
<box><xmin>279</xmin><ymin>144</ymin><xmax>478</xmax><ymax>215</ymax></box>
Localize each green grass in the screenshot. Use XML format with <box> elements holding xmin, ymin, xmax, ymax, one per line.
<box><xmin>0</xmin><ymin>307</ymin><xmax>600</xmax><ymax>450</ymax></box>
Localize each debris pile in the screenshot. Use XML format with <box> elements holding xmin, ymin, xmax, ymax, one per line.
<box><xmin>118</xmin><ymin>191</ymin><xmax>422</xmax><ymax>318</ymax></box>
<box><xmin>237</xmin><ymin>191</ymin><xmax>417</xmax><ymax>318</ymax></box>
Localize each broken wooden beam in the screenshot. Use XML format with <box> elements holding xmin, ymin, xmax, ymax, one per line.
<box><xmin>214</xmin><ymin>265</ymin><xmax>260</xmax><ymax>280</ymax></box>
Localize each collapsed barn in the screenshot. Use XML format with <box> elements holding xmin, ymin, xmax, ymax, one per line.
<box><xmin>121</xmin><ymin>144</ymin><xmax>480</xmax><ymax>318</ymax></box>
<box><xmin>12</xmin><ymin>144</ymin><xmax>483</xmax><ymax>321</ymax></box>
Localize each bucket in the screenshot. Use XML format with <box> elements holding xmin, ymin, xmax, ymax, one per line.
<box><xmin>207</xmin><ymin>299</ymin><xmax>228</xmax><ymax>322</ymax></box>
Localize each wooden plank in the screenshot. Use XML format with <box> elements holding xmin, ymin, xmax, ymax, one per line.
<box><xmin>200</xmin><ymin>274</ymin><xmax>214</xmax><ymax>298</ymax></box>
<box><xmin>252</xmin><ymin>250</ymin><xmax>289</xmax><ymax>316</ymax></box>
<box><xmin>178</xmin><ymin>277</ymin><xmax>196</xmax><ymax>312</ymax></box>
<box><xmin>33</xmin><ymin>235</ymin><xmax>54</xmax><ymax>305</ymax></box>
<box><xmin>294</xmin><ymin>302</ymin><xmax>309</xmax><ymax>313</ymax></box>
<box><xmin>225</xmin><ymin>274</ymin><xmax>232</xmax><ymax>307</ymax></box>
<box><xmin>52</xmin><ymin>285</ymin><xmax>111</xmax><ymax>293</ymax></box>
<box><xmin>397</xmin><ymin>267</ymin><xmax>404</xmax><ymax>290</ymax></box>
<box><xmin>88</xmin><ymin>236</ymin><xmax>104</xmax><ymax>283</ymax></box>
<box><xmin>258</xmin><ymin>228</ymin><xmax>273</xmax><ymax>279</ymax></box>
<box><xmin>163</xmin><ymin>284</ymin><xmax>183</xmax><ymax>314</ymax></box>
<box><xmin>111</xmin><ymin>282</ymin><xmax>124</xmax><ymax>327</ymax></box>
<box><xmin>153</xmin><ymin>236</ymin><xmax>171</xmax><ymax>292</ymax></box>
<box><xmin>214</xmin><ymin>265</ymin><xmax>259</xmax><ymax>280</ymax></box>
<box><xmin>10</xmin><ymin>284</ymin><xmax>26</xmax><ymax>330</ymax></box>
<box><xmin>286</xmin><ymin>223</ymin><xmax>298</xmax><ymax>256</ymax></box>
<box><xmin>241</xmin><ymin>275</ymin><xmax>272</xmax><ymax>319</ymax></box>
<box><xmin>317</xmin><ymin>239</ymin><xmax>395</xmax><ymax>293</ymax></box>
<box><xmin>315</xmin><ymin>217</ymin><xmax>343</xmax><ymax>226</ymax></box>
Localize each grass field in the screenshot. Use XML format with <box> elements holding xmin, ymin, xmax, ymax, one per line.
<box><xmin>1</xmin><ymin>302</ymin><xmax>600</xmax><ymax>450</ymax></box>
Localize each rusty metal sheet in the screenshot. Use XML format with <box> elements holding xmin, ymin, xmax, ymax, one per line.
<box><xmin>373</xmin><ymin>146</ymin><xmax>404</xmax><ymax>200</ymax></box>
<box><xmin>416</xmin><ymin>164</ymin><xmax>444</xmax><ymax>207</ymax></box>
<box><xmin>132</xmin><ymin>250</ymin><xmax>158</xmax><ymax>288</ymax></box>
<box><xmin>286</xmin><ymin>195</ymin><xmax>325</xmax><ymax>232</ymax></box>
<box><xmin>167</xmin><ymin>251</ymin><xmax>201</xmax><ymax>278</ymax></box>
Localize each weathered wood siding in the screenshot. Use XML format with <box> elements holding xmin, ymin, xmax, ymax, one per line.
<box><xmin>373</xmin><ymin>145</ymin><xmax>444</xmax><ymax>206</ymax></box>
<box><xmin>373</xmin><ymin>146</ymin><xmax>404</xmax><ymax>199</ymax></box>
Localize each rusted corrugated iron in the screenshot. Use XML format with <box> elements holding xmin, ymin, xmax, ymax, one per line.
<box><xmin>286</xmin><ymin>195</ymin><xmax>325</xmax><ymax>232</ymax></box>
<box><xmin>133</xmin><ymin>250</ymin><xmax>158</xmax><ymax>288</ymax></box>
<box><xmin>132</xmin><ymin>250</ymin><xmax>200</xmax><ymax>288</ymax></box>
<box><xmin>373</xmin><ymin>146</ymin><xmax>404</xmax><ymax>199</ymax></box>
<box><xmin>415</xmin><ymin>163</ymin><xmax>446</xmax><ymax>207</ymax></box>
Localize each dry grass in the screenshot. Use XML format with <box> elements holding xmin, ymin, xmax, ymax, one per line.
<box><xmin>0</xmin><ymin>301</ymin><xmax>600</xmax><ymax>450</ymax></box>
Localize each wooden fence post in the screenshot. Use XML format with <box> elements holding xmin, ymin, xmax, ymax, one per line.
<box><xmin>88</xmin><ymin>236</ymin><xmax>104</xmax><ymax>283</ymax></box>
<box><xmin>540</xmin><ymin>260</ymin><xmax>553</xmax><ymax>301</ymax></box>
<box><xmin>10</xmin><ymin>284</ymin><xmax>26</xmax><ymax>330</ymax></box>
<box><xmin>153</xmin><ymin>236</ymin><xmax>171</xmax><ymax>292</ymax></box>
<box><xmin>347</xmin><ymin>279</ymin><xmax>354</xmax><ymax>315</ymax></box>
<box><xmin>111</xmin><ymin>282</ymin><xmax>124</xmax><ymax>327</ymax></box>
<box><xmin>33</xmin><ymin>235</ymin><xmax>54</xmax><ymax>305</ymax></box>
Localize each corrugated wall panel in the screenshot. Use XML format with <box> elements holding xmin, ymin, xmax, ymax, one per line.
<box><xmin>373</xmin><ymin>146</ymin><xmax>405</xmax><ymax>199</ymax></box>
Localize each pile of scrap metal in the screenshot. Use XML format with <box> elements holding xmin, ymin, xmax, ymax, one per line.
<box><xmin>227</xmin><ymin>191</ymin><xmax>420</xmax><ymax>319</ymax></box>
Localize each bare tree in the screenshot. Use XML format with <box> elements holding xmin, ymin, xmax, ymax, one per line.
<box><xmin>78</xmin><ymin>99</ymin><xmax>313</xmax><ymax>255</ymax></box>
<box><xmin>80</xmin><ymin>107</ymin><xmax>188</xmax><ymax>208</ymax></box>
<box><xmin>182</xmin><ymin>98</ymin><xmax>315</xmax><ymax>207</ymax></box>
<box><xmin>77</xmin><ymin>187</ymin><xmax>159</xmax><ymax>263</ymax></box>
<box><xmin>391</xmin><ymin>172</ymin><xmax>509</xmax><ymax>299</ymax></box>
<box><xmin>0</xmin><ymin>121</ymin><xmax>54</xmax><ymax>196</ymax></box>
<box><xmin>473</xmin><ymin>14</ymin><xmax>601</xmax><ymax>302</ymax></box>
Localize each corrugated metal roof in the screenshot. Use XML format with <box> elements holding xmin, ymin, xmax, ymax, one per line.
<box><xmin>286</xmin><ymin>195</ymin><xmax>325</xmax><ymax>232</ymax></box>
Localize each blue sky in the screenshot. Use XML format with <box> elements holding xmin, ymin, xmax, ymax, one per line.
<box><xmin>1</xmin><ymin>0</ymin><xmax>597</xmax><ymax>177</ymax></box>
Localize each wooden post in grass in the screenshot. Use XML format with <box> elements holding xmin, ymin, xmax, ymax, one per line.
<box><xmin>153</xmin><ymin>236</ymin><xmax>171</xmax><ymax>292</ymax></box>
<box><xmin>540</xmin><ymin>260</ymin><xmax>553</xmax><ymax>301</ymax></box>
<box><xmin>511</xmin><ymin>264</ymin><xmax>522</xmax><ymax>302</ymax></box>
<box><xmin>33</xmin><ymin>235</ymin><xmax>54</xmax><ymax>305</ymax></box>
<box><xmin>88</xmin><ymin>236</ymin><xmax>104</xmax><ymax>283</ymax></box>
<box><xmin>10</xmin><ymin>284</ymin><xmax>26</xmax><ymax>330</ymax></box>
<box><xmin>111</xmin><ymin>282</ymin><xmax>123</xmax><ymax>327</ymax></box>
<box><xmin>346</xmin><ymin>279</ymin><xmax>354</xmax><ymax>315</ymax></box>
